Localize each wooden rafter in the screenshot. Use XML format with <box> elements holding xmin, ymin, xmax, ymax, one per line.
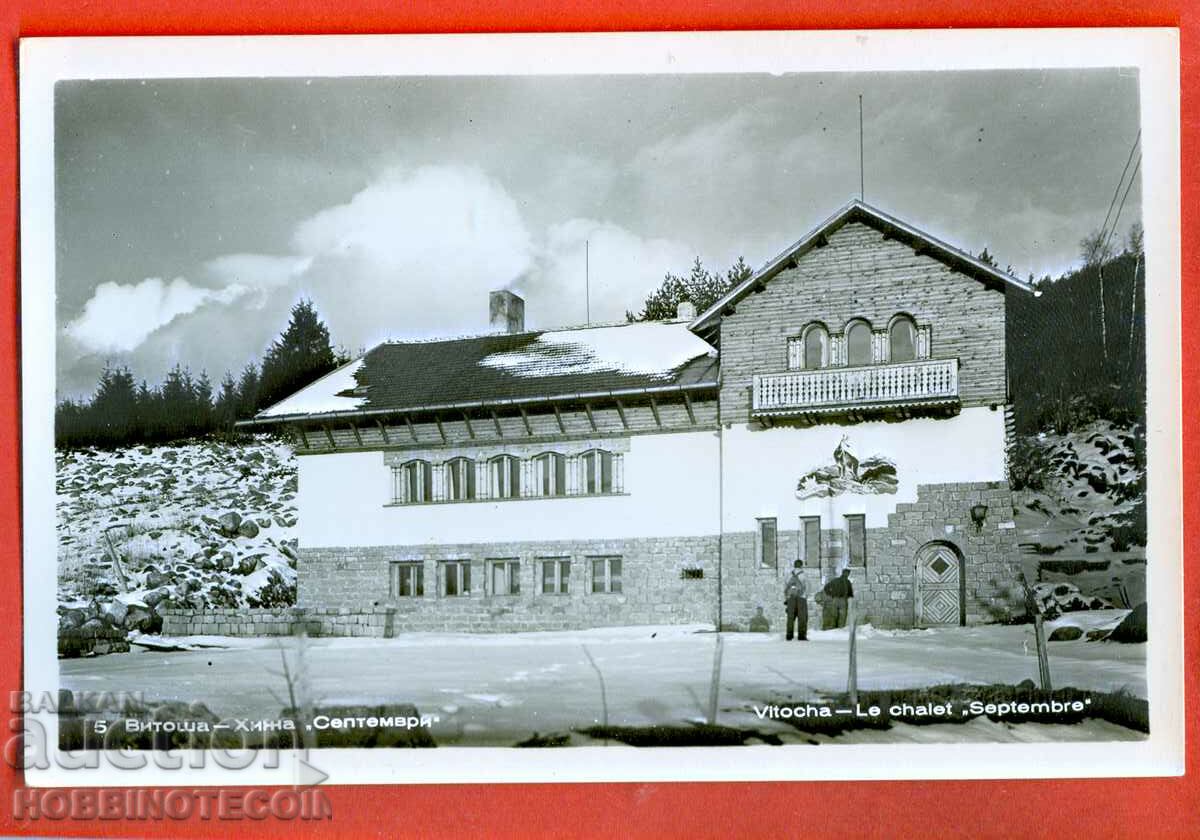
<box><xmin>349</xmin><ymin>421</ymin><xmax>363</xmax><ymax>446</ymax></box>
<box><xmin>296</xmin><ymin>425</ymin><xmax>310</xmax><ymax>449</ymax></box>
<box><xmin>434</xmin><ymin>414</ymin><xmax>447</xmax><ymax>443</ymax></box>
<box><xmin>375</xmin><ymin>419</ymin><xmax>390</xmax><ymax>444</ymax></box>
<box><xmin>518</xmin><ymin>406</ymin><xmax>533</xmax><ymax>436</ymax></box>
<box><xmin>405</xmin><ymin>414</ymin><xmax>418</xmax><ymax>441</ymax></box>
<box><xmin>461</xmin><ymin>411</ymin><xmax>475</xmax><ymax>440</ymax></box>
<box><xmin>584</xmin><ymin>402</ymin><xmax>598</xmax><ymax>431</ymax></box>
<box><xmin>491</xmin><ymin>410</ymin><xmax>504</xmax><ymax>437</ymax></box>
<box><xmin>682</xmin><ymin>392</ymin><xmax>696</xmax><ymax>425</ymax></box>
<box><xmin>322</xmin><ymin>425</ymin><xmax>336</xmax><ymax>448</ymax></box>
<box><xmin>648</xmin><ymin>396</ymin><xmax>662</xmax><ymax>427</ymax></box>
<box><xmin>613</xmin><ymin>399</ymin><xmax>629</xmax><ymax>429</ymax></box>
<box><xmin>814</xmin><ymin>232</ymin><xmax>829</xmax><ymax>248</ymax></box>
<box><xmin>552</xmin><ymin>404</ymin><xmax>566</xmax><ymax>434</ymax></box>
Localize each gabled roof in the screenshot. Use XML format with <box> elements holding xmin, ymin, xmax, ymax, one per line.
<box><xmin>249</xmin><ymin>320</ymin><xmax>720</xmax><ymax>425</ymax></box>
<box><xmin>689</xmin><ymin>199</ymin><xmax>1036</xmax><ymax>337</ymax></box>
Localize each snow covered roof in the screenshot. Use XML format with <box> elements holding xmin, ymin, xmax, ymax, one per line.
<box><xmin>252</xmin><ymin>320</ymin><xmax>719</xmax><ymax>423</ymax></box>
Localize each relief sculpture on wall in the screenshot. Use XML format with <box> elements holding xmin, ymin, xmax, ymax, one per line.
<box><xmin>795</xmin><ymin>435</ymin><xmax>899</xmax><ymax>499</ymax></box>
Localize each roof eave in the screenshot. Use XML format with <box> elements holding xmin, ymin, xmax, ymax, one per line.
<box><xmin>236</xmin><ymin>378</ymin><xmax>721</xmax><ymax>429</ymax></box>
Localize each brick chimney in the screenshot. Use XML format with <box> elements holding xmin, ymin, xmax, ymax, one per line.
<box><xmin>490</xmin><ymin>289</ymin><xmax>525</xmax><ymax>334</ymax></box>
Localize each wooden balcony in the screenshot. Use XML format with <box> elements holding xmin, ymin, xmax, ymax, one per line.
<box><xmin>752</xmin><ymin>358</ymin><xmax>960</xmax><ymax>419</ymax></box>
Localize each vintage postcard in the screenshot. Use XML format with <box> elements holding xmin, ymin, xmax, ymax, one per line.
<box><xmin>18</xmin><ymin>29</ymin><xmax>1181</xmax><ymax>791</ymax></box>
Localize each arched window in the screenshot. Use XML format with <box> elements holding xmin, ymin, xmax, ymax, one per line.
<box><xmin>889</xmin><ymin>316</ymin><xmax>917</xmax><ymax>363</ymax></box>
<box><xmin>788</xmin><ymin>325</ymin><xmax>829</xmax><ymax>370</ymax></box>
<box><xmin>581</xmin><ymin>449</ymin><xmax>614</xmax><ymax>494</ymax></box>
<box><xmin>532</xmin><ymin>452</ymin><xmax>566</xmax><ymax>497</ymax></box>
<box><xmin>444</xmin><ymin>457</ymin><xmax>476</xmax><ymax>501</ymax></box>
<box><xmin>393</xmin><ymin>459</ymin><xmax>432</xmax><ymax>504</ymax></box>
<box><xmin>489</xmin><ymin>454</ymin><xmax>521</xmax><ymax>499</ymax></box>
<box><xmin>846</xmin><ymin>320</ymin><xmax>872</xmax><ymax>367</ymax></box>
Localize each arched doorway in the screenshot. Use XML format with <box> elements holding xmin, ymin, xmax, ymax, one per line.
<box><xmin>914</xmin><ymin>541</ymin><xmax>966</xmax><ymax>627</ymax></box>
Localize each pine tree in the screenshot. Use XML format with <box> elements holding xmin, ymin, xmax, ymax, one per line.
<box><xmin>90</xmin><ymin>365</ymin><xmax>137</xmax><ymax>446</ymax></box>
<box><xmin>628</xmin><ymin>257</ymin><xmax>751</xmax><ymax>322</ymax></box>
<box><xmin>256</xmin><ymin>299</ymin><xmax>338</xmax><ymax>410</ymax></box>
<box><xmin>214</xmin><ymin>372</ymin><xmax>240</xmax><ymax>433</ymax></box>
<box><xmin>236</xmin><ymin>364</ymin><xmax>261</xmax><ymax>420</ymax></box>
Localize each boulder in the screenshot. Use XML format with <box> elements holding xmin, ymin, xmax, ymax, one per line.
<box><xmin>143</xmin><ymin>588</ymin><xmax>169</xmax><ymax>608</ymax></box>
<box><xmin>1048</xmin><ymin>625</ymin><xmax>1083</xmax><ymax>642</ymax></box>
<box><xmin>59</xmin><ymin>609</ymin><xmax>85</xmax><ymax>630</ymax></box>
<box><xmin>217</xmin><ymin>552</ymin><xmax>236</xmax><ymax>571</ymax></box>
<box><xmin>236</xmin><ymin>556</ymin><xmax>258</xmax><ymax>576</ymax></box>
<box><xmin>100</xmin><ymin>601</ymin><xmax>129</xmax><ymax>627</ymax></box>
<box><xmin>125</xmin><ymin>605</ymin><xmax>153</xmax><ymax>632</ymax></box>
<box><xmin>256</xmin><ymin>517</ymin><xmax>272</xmax><ymax>529</ymax></box>
<box><xmin>217</xmin><ymin>511</ymin><xmax>242</xmax><ymax>536</ymax></box>
<box><xmin>144</xmin><ymin>569</ymin><xmax>169</xmax><ymax>589</ymax></box>
<box><xmin>1108</xmin><ymin>602</ymin><xmax>1147</xmax><ymax>643</ymax></box>
<box><xmin>237</xmin><ymin>520</ymin><xmax>260</xmax><ymax>539</ymax></box>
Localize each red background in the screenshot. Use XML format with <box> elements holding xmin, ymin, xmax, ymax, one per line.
<box><xmin>0</xmin><ymin>2</ymin><xmax>1193</xmax><ymax>837</ymax></box>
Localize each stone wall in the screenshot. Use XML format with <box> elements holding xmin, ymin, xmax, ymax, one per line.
<box><xmin>160</xmin><ymin>606</ymin><xmax>395</xmax><ymax>637</ymax></box>
<box><xmin>298</xmin><ymin>535</ymin><xmax>720</xmax><ymax>633</ymax></box>
<box><xmin>58</xmin><ymin>624</ymin><xmax>130</xmax><ymax>658</ymax></box>
<box><xmin>717</xmin><ymin>220</ymin><xmax>1009</xmax><ymax>423</ymax></box>
<box><xmin>717</xmin><ymin>481</ymin><xmax>1021</xmax><ymax>631</ymax></box>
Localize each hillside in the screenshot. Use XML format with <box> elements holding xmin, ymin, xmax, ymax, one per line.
<box><xmin>57</xmin><ymin>438</ymin><xmax>299</xmax><ymax>637</ymax></box>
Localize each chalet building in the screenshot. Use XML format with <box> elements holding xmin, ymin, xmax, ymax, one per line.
<box><xmin>245</xmin><ymin>200</ymin><xmax>1033</xmax><ymax>634</ymax></box>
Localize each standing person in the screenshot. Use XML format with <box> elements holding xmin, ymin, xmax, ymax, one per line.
<box><xmin>822</xmin><ymin>568</ymin><xmax>855</xmax><ymax>629</ymax></box>
<box><xmin>783</xmin><ymin>560</ymin><xmax>808</xmax><ymax>641</ymax></box>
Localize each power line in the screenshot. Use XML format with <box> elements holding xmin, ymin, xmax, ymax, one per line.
<box><xmin>1090</xmin><ymin>129</ymin><xmax>1140</xmax><ymax>261</ymax></box>
<box><xmin>1103</xmin><ymin>153</ymin><xmax>1141</xmax><ymax>257</ymax></box>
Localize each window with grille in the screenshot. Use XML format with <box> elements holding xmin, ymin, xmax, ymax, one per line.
<box><xmin>532</xmin><ymin>452</ymin><xmax>566</xmax><ymax>497</ymax></box>
<box><xmin>441</xmin><ymin>560</ymin><xmax>472</xmax><ymax>597</ymax></box>
<box><xmin>541</xmin><ymin>558</ymin><xmax>571</xmax><ymax>595</ymax></box>
<box><xmin>590</xmin><ymin>556</ymin><xmax>622</xmax><ymax>594</ymax></box>
<box><xmin>845</xmin><ymin>514</ymin><xmax>867</xmax><ymax>567</ymax></box>
<box><xmin>488</xmin><ymin>559</ymin><xmax>521</xmax><ymax>596</ymax></box>
<box><xmin>489</xmin><ymin>454</ymin><xmax>521</xmax><ymax>499</ymax></box>
<box><xmin>392</xmin><ymin>460</ymin><xmax>432</xmax><ymax>504</ymax></box>
<box><xmin>390</xmin><ymin>562</ymin><xmax>424</xmax><ymax>598</ymax></box>
<box><xmin>581</xmin><ymin>449</ymin><xmax>614</xmax><ymax>494</ymax></box>
<box><xmin>444</xmin><ymin>457</ymin><xmax>476</xmax><ymax>501</ymax></box>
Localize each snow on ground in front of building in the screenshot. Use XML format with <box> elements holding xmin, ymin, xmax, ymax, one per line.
<box><xmin>479</xmin><ymin>321</ymin><xmax>716</xmax><ymax>380</ymax></box>
<box><xmin>61</xmin><ymin>620</ymin><xmax>1146</xmax><ymax>746</ymax></box>
<box><xmin>256</xmin><ymin>357</ymin><xmax>368</xmax><ymax>418</ymax></box>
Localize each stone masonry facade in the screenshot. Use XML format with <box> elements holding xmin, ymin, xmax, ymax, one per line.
<box><xmin>717</xmin><ymin>220</ymin><xmax>1009</xmax><ymax>424</ymax></box>
<box><xmin>719</xmin><ymin>481</ymin><xmax>1021</xmax><ymax>632</ymax></box>
<box><xmin>297</xmin><ymin>535</ymin><xmax>720</xmax><ymax>633</ymax></box>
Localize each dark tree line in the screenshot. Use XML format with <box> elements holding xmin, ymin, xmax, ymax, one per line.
<box><xmin>56</xmin><ymin>299</ymin><xmax>346</xmax><ymax>448</ymax></box>
<box><xmin>1008</xmin><ymin>231</ymin><xmax>1146</xmax><ymax>434</ymax></box>
<box><xmin>627</xmin><ymin>256</ymin><xmax>753</xmax><ymax>322</ymax></box>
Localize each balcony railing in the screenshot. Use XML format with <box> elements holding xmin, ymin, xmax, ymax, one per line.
<box><xmin>753</xmin><ymin>358</ymin><xmax>959</xmax><ymax>416</ymax></box>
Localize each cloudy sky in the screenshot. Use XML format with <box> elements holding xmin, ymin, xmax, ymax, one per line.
<box><xmin>54</xmin><ymin>69</ymin><xmax>1141</xmax><ymax>400</ymax></box>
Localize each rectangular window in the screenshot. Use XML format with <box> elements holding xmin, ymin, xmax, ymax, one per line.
<box><xmin>845</xmin><ymin>515</ymin><xmax>866</xmax><ymax>567</ymax></box>
<box><xmin>391</xmin><ymin>562</ymin><xmax>424</xmax><ymax>598</ymax></box>
<box><xmin>442</xmin><ymin>560</ymin><xmax>472</xmax><ymax>597</ymax></box>
<box><xmin>590</xmin><ymin>556</ymin><xmax>622</xmax><ymax>594</ymax></box>
<box><xmin>800</xmin><ymin>516</ymin><xmax>821</xmax><ymax>567</ymax></box>
<box><xmin>533</xmin><ymin>453</ymin><xmax>566</xmax><ymax>497</ymax></box>
<box><xmin>541</xmin><ymin>559</ymin><xmax>570</xmax><ymax>595</ymax></box>
<box><xmin>488</xmin><ymin>559</ymin><xmax>521</xmax><ymax>596</ymax></box>
<box><xmin>758</xmin><ymin>517</ymin><xmax>778</xmax><ymax>568</ymax></box>
<box><xmin>445</xmin><ymin>458</ymin><xmax>476</xmax><ymax>501</ymax></box>
<box><xmin>391</xmin><ymin>460</ymin><xmax>432</xmax><ymax>504</ymax></box>
<box><xmin>489</xmin><ymin>456</ymin><xmax>521</xmax><ymax>499</ymax></box>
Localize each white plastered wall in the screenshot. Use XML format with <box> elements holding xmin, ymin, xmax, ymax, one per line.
<box><xmin>721</xmin><ymin>406</ymin><xmax>1008</xmax><ymax>530</ymax></box>
<box><xmin>297</xmin><ymin>430</ymin><xmax>721</xmax><ymax>548</ymax></box>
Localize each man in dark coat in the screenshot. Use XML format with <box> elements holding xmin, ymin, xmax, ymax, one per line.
<box><xmin>783</xmin><ymin>560</ymin><xmax>808</xmax><ymax>641</ymax></box>
<box><xmin>822</xmin><ymin>568</ymin><xmax>854</xmax><ymax>629</ymax></box>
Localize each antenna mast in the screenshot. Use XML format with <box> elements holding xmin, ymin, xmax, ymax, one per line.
<box><xmin>859</xmin><ymin>94</ymin><xmax>865</xmax><ymax>201</ymax></box>
<box><xmin>585</xmin><ymin>239</ymin><xmax>591</xmax><ymax>325</ymax></box>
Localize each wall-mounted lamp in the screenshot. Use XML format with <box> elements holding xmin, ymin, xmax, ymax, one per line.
<box><xmin>970</xmin><ymin>503</ymin><xmax>989</xmax><ymax>531</ymax></box>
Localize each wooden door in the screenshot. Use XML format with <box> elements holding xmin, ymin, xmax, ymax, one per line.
<box><xmin>915</xmin><ymin>542</ymin><xmax>962</xmax><ymax>626</ymax></box>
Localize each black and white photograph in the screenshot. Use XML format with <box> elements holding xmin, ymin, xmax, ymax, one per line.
<box><xmin>21</xmin><ymin>31</ymin><xmax>1182</xmax><ymax>783</ymax></box>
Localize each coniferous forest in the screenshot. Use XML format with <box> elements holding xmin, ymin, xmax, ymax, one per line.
<box><xmin>55</xmin><ymin>299</ymin><xmax>347</xmax><ymax>448</ymax></box>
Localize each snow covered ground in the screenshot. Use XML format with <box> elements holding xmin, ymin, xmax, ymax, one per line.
<box><xmin>60</xmin><ymin>618</ymin><xmax>1146</xmax><ymax>746</ymax></box>
<box><xmin>57</xmin><ymin>439</ymin><xmax>300</xmax><ymax>637</ymax></box>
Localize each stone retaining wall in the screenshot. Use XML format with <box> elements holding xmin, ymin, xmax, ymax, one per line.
<box><xmin>160</xmin><ymin>607</ymin><xmax>396</xmax><ymax>637</ymax></box>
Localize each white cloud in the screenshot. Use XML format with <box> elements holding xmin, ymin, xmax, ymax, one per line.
<box><xmin>204</xmin><ymin>253</ymin><xmax>313</xmax><ymax>289</ymax></box>
<box><xmin>64</xmin><ymin>277</ymin><xmax>250</xmax><ymax>354</ymax></box>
